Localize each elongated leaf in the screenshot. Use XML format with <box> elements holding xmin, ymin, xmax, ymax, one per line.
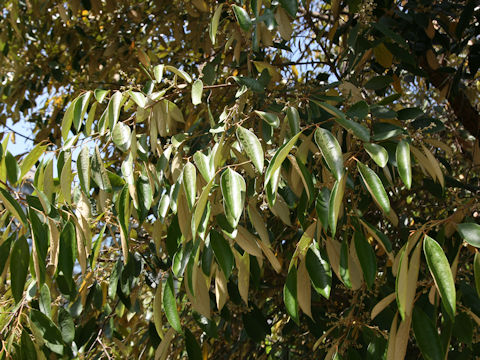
<box><xmin>354</xmin><ymin>230</ymin><xmax>377</xmax><ymax>289</ymax></box>
<box><xmin>154</xmin><ymin>64</ymin><xmax>164</xmax><ymax>83</ymax></box>
<box><xmin>91</xmin><ymin>145</ymin><xmax>111</xmax><ymax>191</ymax></box>
<box><xmin>5</xmin><ymin>152</ymin><xmax>20</xmax><ymax>184</ymax></box>
<box><xmin>306</xmin><ymin>245</ymin><xmax>332</xmax><ymax>299</ymax></box>
<box><xmin>10</xmin><ymin>236</ymin><xmax>30</xmax><ymax>303</ymax></box>
<box><xmin>314</xmin><ymin>127</ymin><xmax>344</xmax><ymax>181</ymax></box>
<box><xmin>474</xmin><ymin>253</ymin><xmax>480</xmax><ymax>297</ymax></box>
<box><xmin>412</xmin><ymin>307</ymin><xmax>444</xmax><ymax>360</ymax></box>
<box><xmin>30</xmin><ymin>309</ymin><xmax>65</xmax><ymax>354</ymax></box>
<box><xmin>0</xmin><ymin>187</ymin><xmax>28</xmax><ymax>225</ymax></box>
<box><xmin>164</xmin><ymin>274</ymin><xmax>182</xmax><ymax>333</ymax></box>
<box><xmin>112</xmin><ymin>122</ymin><xmax>131</xmax><ymax>152</ymax></box>
<box><xmin>77</xmin><ymin>145</ymin><xmax>91</xmax><ymax>194</ymax></box>
<box><xmin>220</xmin><ymin>168</ymin><xmax>245</xmax><ymax>228</ymax></box>
<box><xmin>286</xmin><ymin>106</ymin><xmax>301</xmax><ymax>135</ymax></box>
<box><xmin>313</xmin><ymin>101</ymin><xmax>370</xmax><ymax>142</ymax></box>
<box><xmin>72</xmin><ymin>91</ymin><xmax>92</xmax><ymax>130</ymax></box>
<box><xmin>284</xmin><ymin>266</ymin><xmax>299</xmax><ymax>324</ymax></box>
<box><xmin>192</xmin><ymin>177</ymin><xmax>214</xmax><ymax>237</ymax></box>
<box><xmin>191</xmin><ymin>79</ymin><xmax>203</xmax><ymax>105</ymax></box>
<box><xmin>20</xmin><ymin>143</ymin><xmax>47</xmax><ymax>180</ymax></box>
<box><xmin>209</xmin><ymin>3</ymin><xmax>224</xmax><ymax>44</ymax></box>
<box><xmin>128</xmin><ymin>90</ymin><xmax>146</xmax><ymax>108</ymax></box>
<box><xmin>364</xmin><ymin>143</ymin><xmax>388</xmax><ymax>168</ymax></box>
<box><xmin>185</xmin><ymin>328</ymin><xmax>202</xmax><ymax>360</ymax></box>
<box><xmin>328</xmin><ymin>175</ymin><xmax>346</xmax><ymax>237</ymax></box>
<box><xmin>423</xmin><ymin>235</ymin><xmax>456</xmax><ymax>319</ymax></box>
<box><xmin>193</xmin><ymin>151</ymin><xmax>214</xmax><ymax>182</ymax></box>
<box><xmin>232</xmin><ymin>5</ymin><xmax>252</xmax><ymax>31</ymax></box>
<box><xmin>457</xmin><ymin>223</ymin><xmax>480</xmax><ymax>248</ymax></box>
<box><xmin>357</xmin><ymin>162</ymin><xmax>390</xmax><ymax>214</ymax></box>
<box><xmin>265</xmin><ymin>131</ymin><xmax>302</xmax><ymax>185</ymax></box>
<box><xmin>236</xmin><ymin>126</ymin><xmax>264</xmax><ymax>172</ymax></box>
<box><xmin>255</xmin><ymin>110</ymin><xmax>279</xmax><ymax>128</ymax></box>
<box><xmin>183</xmin><ymin>162</ymin><xmax>197</xmax><ymax>211</ymax></box>
<box><xmin>210</xmin><ymin>230</ymin><xmax>234</xmax><ymax>279</ymax></box>
<box><xmin>107</xmin><ymin>91</ymin><xmax>123</xmax><ymax>129</ymax></box>
<box><xmin>279</xmin><ymin>0</ymin><xmax>298</xmax><ymax>18</ymax></box>
<box><xmin>396</xmin><ymin>140</ymin><xmax>412</xmax><ymax>189</ymax></box>
<box><xmin>165</xmin><ymin>65</ymin><xmax>192</xmax><ymax>83</ymax></box>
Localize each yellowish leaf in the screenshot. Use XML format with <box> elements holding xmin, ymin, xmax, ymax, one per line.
<box><xmin>374</xmin><ymin>43</ymin><xmax>393</xmax><ymax>68</ymax></box>
<box><xmin>371</xmin><ymin>293</ymin><xmax>396</xmax><ymax>320</ymax></box>
<box><xmin>235</xmin><ymin>226</ymin><xmax>263</xmax><ymax>257</ymax></box>
<box><xmin>297</xmin><ymin>258</ymin><xmax>312</xmax><ymax>318</ymax></box>
<box><xmin>215</xmin><ymin>266</ymin><xmax>228</xmax><ymax>311</ymax></box>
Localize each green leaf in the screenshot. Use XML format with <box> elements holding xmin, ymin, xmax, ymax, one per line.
<box><xmin>286</xmin><ymin>107</ymin><xmax>301</xmax><ymax>135</ymax></box>
<box><xmin>364</xmin><ymin>143</ymin><xmax>388</xmax><ymax>168</ymax></box>
<box><xmin>153</xmin><ymin>64</ymin><xmax>164</xmax><ymax>83</ymax></box>
<box><xmin>117</xmin><ymin>185</ymin><xmax>130</xmax><ymax>237</ymax></box>
<box><xmin>20</xmin><ymin>329</ymin><xmax>37</xmax><ymax>360</ymax></box>
<box><xmin>313</xmin><ymin>101</ymin><xmax>370</xmax><ymax>142</ymax></box>
<box><xmin>232</xmin><ymin>76</ymin><xmax>265</xmax><ymax>93</ymax></box>
<box><xmin>10</xmin><ymin>236</ymin><xmax>29</xmax><ymax>303</ymax></box>
<box><xmin>0</xmin><ymin>234</ymin><xmax>13</xmax><ymax>274</ymax></box>
<box><xmin>183</xmin><ymin>162</ymin><xmax>197</xmax><ymax>211</ymax></box>
<box><xmin>284</xmin><ymin>266</ymin><xmax>299</xmax><ymax>324</ymax></box>
<box><xmin>20</xmin><ymin>143</ymin><xmax>47</xmax><ymax>180</ymax></box>
<box><xmin>265</xmin><ymin>131</ymin><xmax>302</xmax><ymax>185</ymax></box>
<box><xmin>30</xmin><ymin>309</ymin><xmax>65</xmax><ymax>355</ymax></box>
<box><xmin>191</xmin><ymin>79</ymin><xmax>203</xmax><ymax>105</ymax></box>
<box><xmin>136</xmin><ymin>175</ymin><xmax>153</xmax><ymax>224</ymax></box>
<box><xmin>314</xmin><ymin>127</ymin><xmax>344</xmax><ymax>181</ymax></box>
<box><xmin>396</xmin><ymin>140</ymin><xmax>412</xmax><ymax>189</ymax></box>
<box><xmin>163</xmin><ymin>274</ymin><xmax>182</xmax><ymax>333</ymax></box>
<box><xmin>397</xmin><ymin>107</ymin><xmax>424</xmax><ymax>121</ymax></box>
<box><xmin>236</xmin><ymin>126</ymin><xmax>264</xmax><ymax>173</ymax></box>
<box><xmin>354</xmin><ymin>230</ymin><xmax>377</xmax><ymax>289</ymax></box>
<box><xmin>94</xmin><ymin>89</ymin><xmax>109</xmax><ymax>103</ymax></box>
<box><xmin>72</xmin><ymin>91</ymin><xmax>92</xmax><ymax>131</ymax></box>
<box><xmin>62</xmin><ymin>95</ymin><xmax>79</xmax><ymax>141</ymax></box>
<box><xmin>339</xmin><ymin>238</ymin><xmax>352</xmax><ymax>288</ymax></box>
<box><xmin>58</xmin><ymin>307</ymin><xmax>75</xmax><ymax>343</ymax></box>
<box><xmin>128</xmin><ymin>90</ymin><xmax>147</xmax><ymax>108</ymax></box>
<box><xmin>316</xmin><ymin>188</ymin><xmax>330</xmax><ymax>231</ymax></box>
<box><xmin>346</xmin><ymin>101</ymin><xmax>369</xmax><ymax>120</ymax></box>
<box><xmin>112</xmin><ymin>122</ymin><xmax>131</xmax><ymax>152</ymax></box>
<box><xmin>255</xmin><ymin>110</ymin><xmax>280</xmax><ymax>128</ymax></box>
<box><xmin>474</xmin><ymin>253</ymin><xmax>480</xmax><ymax>297</ymax></box>
<box><xmin>357</xmin><ymin>162</ymin><xmax>390</xmax><ymax>214</ymax></box>
<box><xmin>457</xmin><ymin>223</ymin><xmax>480</xmax><ymax>248</ymax></box>
<box><xmin>107</xmin><ymin>91</ymin><xmax>123</xmax><ymax>129</ymax></box>
<box><xmin>57</xmin><ymin>221</ymin><xmax>76</xmax><ymax>289</ymax></box>
<box><xmin>412</xmin><ymin>307</ymin><xmax>444</xmax><ymax>360</ymax></box>
<box><xmin>279</xmin><ymin>0</ymin><xmax>298</xmax><ymax>18</ymax></box>
<box><xmin>193</xmin><ymin>151</ymin><xmax>214</xmax><ymax>182</ymax></box>
<box><xmin>305</xmin><ymin>245</ymin><xmax>331</xmax><ymax>299</ymax></box>
<box><xmin>209</xmin><ymin>3</ymin><xmax>224</xmax><ymax>45</ymax></box>
<box><xmin>0</xmin><ymin>187</ymin><xmax>28</xmax><ymax>226</ymax></box>
<box><xmin>423</xmin><ymin>235</ymin><xmax>456</xmax><ymax>319</ymax></box>
<box><xmin>328</xmin><ymin>175</ymin><xmax>346</xmax><ymax>237</ymax></box>
<box><xmin>220</xmin><ymin>168</ymin><xmax>246</xmax><ymax>228</ymax></box>
<box><xmin>165</xmin><ymin>65</ymin><xmax>192</xmax><ymax>83</ymax></box>
<box><xmin>77</xmin><ymin>145</ymin><xmax>91</xmax><ymax>194</ymax></box>
<box><xmin>5</xmin><ymin>151</ymin><xmax>20</xmax><ymax>184</ymax></box>
<box><xmin>39</xmin><ymin>283</ymin><xmax>52</xmax><ymax>318</ymax></box>
<box><xmin>232</xmin><ymin>5</ymin><xmax>252</xmax><ymax>31</ymax></box>
<box><xmin>365</xmin><ymin>75</ymin><xmax>393</xmax><ymax>90</ymax></box>
<box><xmin>185</xmin><ymin>328</ymin><xmax>202</xmax><ymax>360</ymax></box>
<box><xmin>210</xmin><ymin>230</ymin><xmax>234</xmax><ymax>279</ymax></box>
<box><xmin>91</xmin><ymin>145</ymin><xmax>111</xmax><ymax>191</ymax></box>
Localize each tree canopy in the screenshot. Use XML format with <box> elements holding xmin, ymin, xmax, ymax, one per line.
<box><xmin>1</xmin><ymin>0</ymin><xmax>480</xmax><ymax>359</ymax></box>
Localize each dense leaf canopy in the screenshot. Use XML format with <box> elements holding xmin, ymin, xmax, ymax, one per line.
<box><xmin>1</xmin><ymin>0</ymin><xmax>480</xmax><ymax>359</ymax></box>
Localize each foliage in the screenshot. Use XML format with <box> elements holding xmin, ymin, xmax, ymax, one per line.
<box><xmin>1</xmin><ymin>0</ymin><xmax>480</xmax><ymax>359</ymax></box>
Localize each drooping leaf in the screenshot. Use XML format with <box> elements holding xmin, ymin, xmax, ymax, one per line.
<box><xmin>210</xmin><ymin>230</ymin><xmax>234</xmax><ymax>279</ymax></box>
<box><xmin>236</xmin><ymin>126</ymin><xmax>264</xmax><ymax>173</ymax></box>
<box><xmin>357</xmin><ymin>162</ymin><xmax>390</xmax><ymax>214</ymax></box>
<box><xmin>5</xmin><ymin>151</ymin><xmax>20</xmax><ymax>185</ymax></box>
<box><xmin>165</xmin><ymin>65</ymin><xmax>192</xmax><ymax>83</ymax></box>
<box><xmin>163</xmin><ymin>274</ymin><xmax>182</xmax><ymax>333</ymax></box>
<box><xmin>191</xmin><ymin>79</ymin><xmax>203</xmax><ymax>105</ymax></box>
<box><xmin>30</xmin><ymin>309</ymin><xmax>65</xmax><ymax>355</ymax></box>
<box><xmin>185</xmin><ymin>328</ymin><xmax>202</xmax><ymax>360</ymax></box>
<box><xmin>396</xmin><ymin>140</ymin><xmax>412</xmax><ymax>189</ymax></box>
<box><xmin>19</xmin><ymin>143</ymin><xmax>47</xmax><ymax>180</ymax></box>
<box><xmin>265</xmin><ymin>131</ymin><xmax>302</xmax><ymax>185</ymax></box>
<box><xmin>220</xmin><ymin>168</ymin><xmax>245</xmax><ymax>228</ymax></box>
<box><xmin>77</xmin><ymin>145</ymin><xmax>91</xmax><ymax>194</ymax></box>
<box><xmin>284</xmin><ymin>266</ymin><xmax>299</xmax><ymax>324</ymax></box>
<box><xmin>182</xmin><ymin>162</ymin><xmax>197</xmax><ymax>212</ymax></box>
<box><xmin>354</xmin><ymin>230</ymin><xmax>377</xmax><ymax>289</ymax></box>
<box><xmin>286</xmin><ymin>107</ymin><xmax>301</xmax><ymax>135</ymax></box>
<box><xmin>112</xmin><ymin>122</ymin><xmax>132</xmax><ymax>152</ymax></box>
<box><xmin>91</xmin><ymin>145</ymin><xmax>111</xmax><ymax>191</ymax></box>
<box><xmin>255</xmin><ymin>110</ymin><xmax>280</xmax><ymax>128</ymax></box>
<box><xmin>209</xmin><ymin>3</ymin><xmax>224</xmax><ymax>45</ymax></box>
<box><xmin>364</xmin><ymin>143</ymin><xmax>388</xmax><ymax>168</ymax></box>
<box><xmin>474</xmin><ymin>253</ymin><xmax>480</xmax><ymax>297</ymax></box>
<box><xmin>328</xmin><ymin>175</ymin><xmax>346</xmax><ymax>237</ymax></box>
<box><xmin>232</xmin><ymin>5</ymin><xmax>252</xmax><ymax>31</ymax></box>
<box><xmin>457</xmin><ymin>223</ymin><xmax>480</xmax><ymax>248</ymax></box>
<box><xmin>314</xmin><ymin>127</ymin><xmax>344</xmax><ymax>181</ymax></box>
<box><xmin>423</xmin><ymin>235</ymin><xmax>456</xmax><ymax>319</ymax></box>
<box><xmin>0</xmin><ymin>187</ymin><xmax>28</xmax><ymax>226</ymax></box>
<box><xmin>365</xmin><ymin>75</ymin><xmax>393</xmax><ymax>90</ymax></box>
<box><xmin>10</xmin><ymin>236</ymin><xmax>30</xmax><ymax>304</ymax></box>
<box><xmin>279</xmin><ymin>0</ymin><xmax>298</xmax><ymax>18</ymax></box>
<box><xmin>305</xmin><ymin>245</ymin><xmax>332</xmax><ymax>299</ymax></box>
<box><xmin>107</xmin><ymin>91</ymin><xmax>123</xmax><ymax>129</ymax></box>
<box><xmin>412</xmin><ymin>307</ymin><xmax>444</xmax><ymax>360</ymax></box>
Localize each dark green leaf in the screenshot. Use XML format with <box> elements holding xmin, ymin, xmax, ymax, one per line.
<box><xmin>279</xmin><ymin>0</ymin><xmax>298</xmax><ymax>18</ymax></box>
<box><xmin>314</xmin><ymin>127</ymin><xmax>344</xmax><ymax>181</ymax></box>
<box><xmin>357</xmin><ymin>162</ymin><xmax>390</xmax><ymax>214</ymax></box>
<box><xmin>457</xmin><ymin>223</ymin><xmax>480</xmax><ymax>248</ymax></box>
<box><xmin>58</xmin><ymin>307</ymin><xmax>75</xmax><ymax>343</ymax></box>
<box><xmin>5</xmin><ymin>151</ymin><xmax>20</xmax><ymax>184</ymax></box>
<box><xmin>283</xmin><ymin>266</ymin><xmax>299</xmax><ymax>324</ymax></box>
<box><xmin>396</xmin><ymin>140</ymin><xmax>412</xmax><ymax>189</ymax></box>
<box><xmin>232</xmin><ymin>5</ymin><xmax>252</xmax><ymax>31</ymax></box>
<box><xmin>185</xmin><ymin>328</ymin><xmax>202</xmax><ymax>360</ymax></box>
<box><xmin>305</xmin><ymin>245</ymin><xmax>331</xmax><ymax>299</ymax></box>
<box><xmin>91</xmin><ymin>145</ymin><xmax>111</xmax><ymax>191</ymax></box>
<box><xmin>112</xmin><ymin>122</ymin><xmax>131</xmax><ymax>152</ymax></box>
<box><xmin>354</xmin><ymin>230</ymin><xmax>377</xmax><ymax>289</ymax></box>
<box><xmin>365</xmin><ymin>76</ymin><xmax>393</xmax><ymax>90</ymax></box>
<box><xmin>210</xmin><ymin>230</ymin><xmax>234</xmax><ymax>279</ymax></box>
<box><xmin>164</xmin><ymin>274</ymin><xmax>182</xmax><ymax>333</ymax></box>
<box><xmin>30</xmin><ymin>309</ymin><xmax>65</xmax><ymax>355</ymax></box>
<box><xmin>10</xmin><ymin>236</ymin><xmax>29</xmax><ymax>304</ymax></box>
<box><xmin>412</xmin><ymin>307</ymin><xmax>444</xmax><ymax>360</ymax></box>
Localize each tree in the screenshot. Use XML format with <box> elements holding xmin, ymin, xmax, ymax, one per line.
<box><xmin>1</xmin><ymin>0</ymin><xmax>479</xmax><ymax>359</ymax></box>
